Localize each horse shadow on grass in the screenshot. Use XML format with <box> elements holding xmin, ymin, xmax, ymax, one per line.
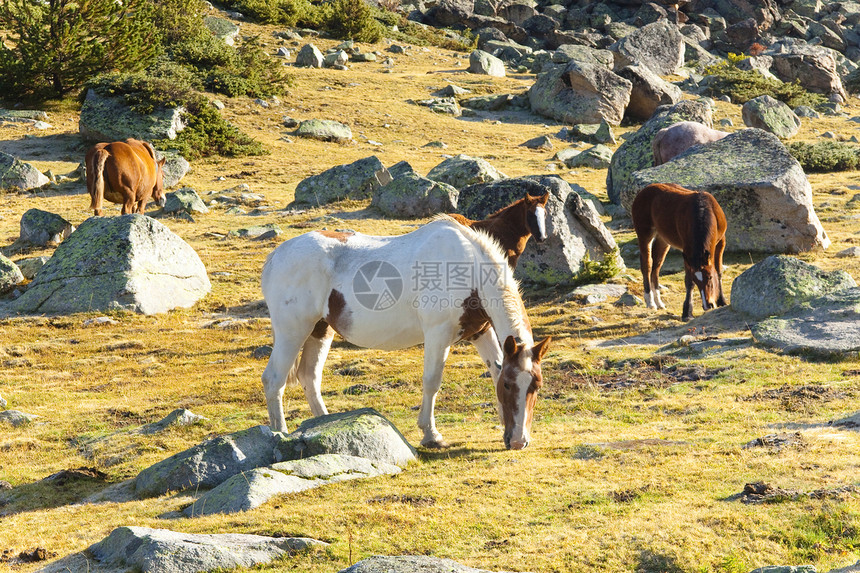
<box><xmin>0</xmin><ymin>467</ymin><xmax>116</xmax><ymax>517</ymax></box>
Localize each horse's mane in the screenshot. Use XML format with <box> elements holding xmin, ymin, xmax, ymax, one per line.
<box><xmin>431</xmin><ymin>215</ymin><xmax>529</xmax><ymax>336</ymax></box>
<box><xmin>485</xmin><ymin>196</ymin><xmax>525</xmax><ymax>220</ymax></box>
<box><xmin>690</xmin><ymin>192</ymin><xmax>714</xmax><ymax>267</ymax></box>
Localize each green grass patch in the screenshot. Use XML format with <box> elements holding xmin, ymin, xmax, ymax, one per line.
<box><xmin>782</xmin><ymin>504</ymin><xmax>860</xmax><ymax>561</ymax></box>
<box><xmin>702</xmin><ymin>54</ymin><xmax>826</xmax><ymax>108</ymax></box>
<box><xmin>787</xmin><ymin>141</ymin><xmax>860</xmax><ymax>173</ymax></box>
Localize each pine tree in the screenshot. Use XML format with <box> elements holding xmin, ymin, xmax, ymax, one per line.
<box><xmin>0</xmin><ymin>0</ymin><xmax>157</xmax><ymax>100</ymax></box>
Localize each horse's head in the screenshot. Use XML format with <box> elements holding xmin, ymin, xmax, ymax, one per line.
<box><xmin>497</xmin><ymin>335</ymin><xmax>551</xmax><ymax>450</ymax></box>
<box><xmin>525</xmin><ymin>193</ymin><xmax>549</xmax><ymax>243</ymax></box>
<box><xmin>153</xmin><ymin>157</ymin><xmax>167</xmax><ymax>208</ymax></box>
<box><xmin>686</xmin><ymin>250</ymin><xmax>720</xmax><ymax>311</ymax></box>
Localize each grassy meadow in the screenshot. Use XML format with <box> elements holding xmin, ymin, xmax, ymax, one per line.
<box><xmin>1</xmin><ymin>22</ymin><xmax>860</xmax><ymax>573</ymax></box>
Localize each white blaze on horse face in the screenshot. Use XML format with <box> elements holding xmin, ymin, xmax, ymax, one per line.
<box><xmin>534</xmin><ymin>205</ymin><xmax>547</xmax><ymax>241</ymax></box>
<box><xmin>505</xmin><ymin>352</ymin><xmax>534</xmax><ymax>450</ymax></box>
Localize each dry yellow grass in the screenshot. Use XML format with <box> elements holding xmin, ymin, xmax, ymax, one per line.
<box><xmin>0</xmin><ymin>24</ymin><xmax>860</xmax><ymax>573</ymax></box>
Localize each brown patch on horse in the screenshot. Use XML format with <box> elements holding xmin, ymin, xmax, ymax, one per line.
<box><xmin>316</xmin><ymin>230</ymin><xmax>353</xmax><ymax>244</ymax></box>
<box><xmin>325</xmin><ymin>289</ymin><xmax>352</xmax><ymax>336</ymax></box>
<box><xmin>85</xmin><ymin>138</ymin><xmax>166</xmax><ymax>216</ymax></box>
<box><xmin>457</xmin><ymin>289</ymin><xmax>491</xmax><ymax>342</ymax></box>
<box><xmin>310</xmin><ymin>319</ymin><xmax>334</xmax><ymax>339</ymax></box>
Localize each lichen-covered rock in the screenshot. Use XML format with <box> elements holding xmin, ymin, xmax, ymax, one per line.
<box><xmin>752</xmin><ymin>288</ymin><xmax>860</xmax><ymax>359</ymax></box>
<box><xmin>19</xmin><ymin>209</ymin><xmax>74</xmax><ymax>246</ymax></box>
<box><xmin>617</xmin><ymin>64</ymin><xmax>683</xmax><ymax>121</ymax></box>
<box><xmin>86</xmin><ymin>527</ymin><xmax>324</xmax><ymax>573</ymax></box>
<box><xmin>731</xmin><ymin>255</ymin><xmax>855</xmax><ymax>319</ymax></box>
<box><xmin>295</xmin><ymin>119</ymin><xmax>352</xmax><ymax>143</ymax></box>
<box><xmin>0</xmin><ymin>410</ymin><xmax>36</xmax><ymax>427</ymax></box>
<box><xmin>606</xmin><ymin>100</ymin><xmax>713</xmax><ymax>204</ymax></box>
<box><xmin>0</xmin><ymin>151</ymin><xmax>49</xmax><ymax>191</ymax></box>
<box><xmin>79</xmin><ymin>89</ymin><xmax>186</xmax><ymax>142</ymax></box>
<box><xmin>742</xmin><ymin>95</ymin><xmax>801</xmax><ymax>139</ymax></box>
<box><xmin>529</xmin><ymin>61</ymin><xmax>632</xmax><ymax>126</ymax></box>
<box><xmin>564</xmin><ymin>120</ymin><xmax>615</xmax><ymax>145</ymax></box>
<box><xmin>565</xmin><ymin>144</ymin><xmax>612</xmax><ymax>168</ymax></box>
<box><xmin>609</xmin><ymin>19</ymin><xmax>685</xmax><ymax>76</ymax></box>
<box><xmin>426</xmin><ymin>154</ymin><xmax>506</xmax><ymax>189</ymax></box>
<box><xmin>1</xmin><ymin>253</ymin><xmax>25</xmax><ymax>293</ymax></box>
<box><xmin>273</xmin><ymin>408</ymin><xmax>417</xmax><ymax>467</ymax></box>
<box><xmin>134</xmin><ymin>425</ymin><xmax>280</xmax><ymax>498</ymax></box>
<box><xmin>766</xmin><ymin>42</ymin><xmax>848</xmax><ymax>100</ymax></box>
<box><xmin>163</xmin><ymin>188</ymin><xmax>209</xmax><ymax>215</ymax></box>
<box><xmin>204</xmin><ymin>15</ymin><xmax>240</xmax><ymax>45</ymax></box>
<box><xmin>552</xmin><ymin>44</ymin><xmax>614</xmax><ymax>68</ymax></box>
<box><xmin>294</xmin><ymin>156</ymin><xmax>389</xmax><ymax>206</ymax></box>
<box><xmin>160</xmin><ymin>152</ymin><xmax>190</xmax><ymax>188</ymax></box>
<box><xmin>184</xmin><ymin>454</ymin><xmax>402</xmax><ymax>516</ymax></box>
<box><xmin>627</xmin><ymin>129</ymin><xmax>830</xmax><ymax>254</ymax></box>
<box><xmin>296</xmin><ymin>43</ymin><xmax>324</xmax><ymax>68</ymax></box>
<box><xmin>12</xmin><ymin>214</ymin><xmax>211</xmax><ymax>315</ymax></box>
<box><xmin>469</xmin><ymin>49</ymin><xmax>506</xmax><ymax>76</ymax></box>
<box><xmin>14</xmin><ymin>256</ymin><xmax>49</xmax><ymax>280</ymax></box>
<box><xmin>457</xmin><ymin>176</ymin><xmax>622</xmax><ymax>285</ymax></box>
<box><xmin>371</xmin><ymin>172</ymin><xmax>459</xmax><ymax>218</ymax></box>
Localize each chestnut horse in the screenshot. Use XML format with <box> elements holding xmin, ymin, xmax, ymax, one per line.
<box><xmin>261</xmin><ymin>217</ymin><xmax>551</xmax><ymax>450</ymax></box>
<box><xmin>449</xmin><ymin>192</ymin><xmax>550</xmax><ymax>269</ymax></box>
<box><xmin>632</xmin><ymin>183</ymin><xmax>728</xmax><ymax>321</ymax></box>
<box><xmin>86</xmin><ymin>138</ymin><xmax>167</xmax><ymax>216</ymax></box>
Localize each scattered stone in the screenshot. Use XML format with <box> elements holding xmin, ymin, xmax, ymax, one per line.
<box><xmin>339</xmin><ymin>555</ymin><xmax>525</xmax><ymax>573</ymax></box>
<box><xmin>136</xmin><ymin>409</ymin><xmax>207</xmax><ymax>435</ymax></box>
<box><xmin>415</xmin><ymin>97</ymin><xmax>461</xmax><ymax>116</ymax></box>
<box><xmin>610</xmin><ymin>20</ymin><xmax>684</xmax><ymax>76</ymax></box>
<box><xmin>0</xmin><ymin>410</ymin><xmax>37</xmax><ymax>427</ymax></box>
<box><xmin>159</xmin><ymin>151</ymin><xmax>191</xmax><ymax>188</ymax></box>
<box><xmin>163</xmin><ymin>188</ymin><xmax>209</xmax><ymax>215</ymax></box>
<box><xmin>296</xmin><ymin>43</ymin><xmax>324</xmax><ymax>68</ymax></box>
<box><xmin>617</xmin><ymin>64</ymin><xmax>683</xmax><ymax>121</ymax></box>
<box><xmin>372</xmin><ymin>172</ymin><xmax>459</xmax><ymax>218</ymax></box>
<box><xmin>564</xmin><ymin>144</ymin><xmax>612</xmax><ymax>169</ymax></box>
<box><xmin>0</xmin><ymin>253</ymin><xmax>24</xmax><ymax>293</ymax></box>
<box><xmin>204</xmin><ymin>15</ymin><xmax>239</xmax><ymax>45</ymax></box>
<box><xmin>566</xmin><ymin>283</ymin><xmax>627</xmax><ymax>304</ymax></box>
<box><xmin>743</xmin><ymin>432</ymin><xmax>804</xmax><ymax>451</ymax></box>
<box><xmin>615</xmin><ymin>292</ymin><xmax>644</xmax><ymax>307</ymax></box>
<box><xmin>521</xmin><ymin>135</ymin><xmax>553</xmax><ymax>150</ymax></box>
<box><xmin>229</xmin><ymin>223</ymin><xmax>282</xmax><ymax>239</ymax></box>
<box><xmin>837</xmin><ymin>247</ymin><xmax>860</xmax><ymax>258</ymax></box>
<box><xmin>529</xmin><ymin>61</ymin><xmax>632</xmax><ymax>126</ymax></box>
<box><xmin>738</xmin><ymin>481</ymin><xmax>859</xmax><ymax>504</ymax></box>
<box><xmin>564</xmin><ymin>120</ymin><xmax>616</xmax><ymax>145</ymax></box>
<box><xmin>14</xmin><ymin>256</ymin><xmax>49</xmax><ymax>280</ymax></box>
<box><xmin>432</xmin><ymin>84</ymin><xmax>470</xmax><ymax>97</ymax></box>
<box><xmin>795</xmin><ymin>106</ymin><xmax>820</xmax><ymax>118</ymax></box>
<box><xmin>732</xmin><ymin>255</ymin><xmax>855</xmax><ymax>319</ymax></box>
<box><xmin>468</xmin><ymin>49</ymin><xmax>506</xmax><ymax>76</ymax></box>
<box><xmin>295</xmin><ymin>119</ymin><xmax>352</xmax><ymax>143</ymax></box>
<box><xmin>750</xmin><ymin>567</ymin><xmax>816</xmax><ymax>573</ymax></box>
<box><xmin>82</xmin><ymin>316</ymin><xmax>118</xmax><ymax>327</ymax></box>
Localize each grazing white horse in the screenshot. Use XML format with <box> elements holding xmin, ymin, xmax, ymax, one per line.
<box><xmin>261</xmin><ymin>217</ymin><xmax>551</xmax><ymax>450</ymax></box>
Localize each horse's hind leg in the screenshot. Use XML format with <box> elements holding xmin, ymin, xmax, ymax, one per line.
<box><xmin>714</xmin><ymin>237</ymin><xmax>728</xmax><ymax>307</ymax></box>
<box><xmin>650</xmin><ymin>237</ymin><xmax>670</xmax><ymax>310</ymax></box>
<box><xmin>262</xmin><ymin>324</ymin><xmax>313</xmax><ymax>432</ymax></box>
<box><xmin>296</xmin><ymin>321</ymin><xmax>335</xmax><ymax>417</ymax></box>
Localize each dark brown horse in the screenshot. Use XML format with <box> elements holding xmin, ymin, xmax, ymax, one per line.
<box><xmin>449</xmin><ymin>192</ymin><xmax>550</xmax><ymax>269</ymax></box>
<box><xmin>632</xmin><ymin>183</ymin><xmax>728</xmax><ymax>321</ymax></box>
<box><xmin>86</xmin><ymin>138</ymin><xmax>166</xmax><ymax>216</ymax></box>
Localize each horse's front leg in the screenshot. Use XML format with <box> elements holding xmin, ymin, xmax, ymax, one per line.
<box><xmin>650</xmin><ymin>237</ymin><xmax>670</xmax><ymax>310</ymax></box>
<box><xmin>471</xmin><ymin>327</ymin><xmax>504</xmax><ymax>429</ymax></box>
<box><xmin>418</xmin><ymin>331</ymin><xmax>452</xmax><ymax>449</ymax></box>
<box><xmin>714</xmin><ymin>237</ymin><xmax>728</xmax><ymax>307</ymax></box>
<box><xmin>637</xmin><ymin>235</ymin><xmax>656</xmax><ymax>309</ymax></box>
<box><xmin>682</xmin><ymin>271</ymin><xmax>695</xmax><ymax>322</ymax></box>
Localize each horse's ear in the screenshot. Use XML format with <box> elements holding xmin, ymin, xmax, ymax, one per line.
<box><xmin>537</xmin><ymin>192</ymin><xmax>549</xmax><ymax>206</ymax></box>
<box><xmin>158</xmin><ymin>157</ymin><xmax>166</xmax><ymax>167</ymax></box>
<box><xmin>503</xmin><ymin>335</ymin><xmax>518</xmax><ymax>357</ymax></box>
<box><xmin>532</xmin><ymin>336</ymin><xmax>551</xmax><ymax>362</ymax></box>
<box><xmin>525</xmin><ymin>193</ymin><xmax>538</xmax><ymax>205</ymax></box>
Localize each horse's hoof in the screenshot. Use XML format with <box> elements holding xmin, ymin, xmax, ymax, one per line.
<box><xmin>421</xmin><ymin>439</ymin><xmax>450</xmax><ymax>449</ymax></box>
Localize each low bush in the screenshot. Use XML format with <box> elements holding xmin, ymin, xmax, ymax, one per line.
<box><xmin>703</xmin><ymin>54</ymin><xmax>826</xmax><ymax>109</ymax></box>
<box><xmin>787</xmin><ymin>140</ymin><xmax>860</xmax><ymax>173</ymax></box>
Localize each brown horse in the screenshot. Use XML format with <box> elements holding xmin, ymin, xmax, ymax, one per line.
<box><xmin>86</xmin><ymin>138</ymin><xmax>167</xmax><ymax>216</ymax></box>
<box><xmin>632</xmin><ymin>183</ymin><xmax>728</xmax><ymax>321</ymax></box>
<box><xmin>449</xmin><ymin>192</ymin><xmax>550</xmax><ymax>269</ymax></box>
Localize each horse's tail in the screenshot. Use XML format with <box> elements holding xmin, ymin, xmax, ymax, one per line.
<box><xmin>89</xmin><ymin>149</ymin><xmax>109</xmax><ymax>214</ymax></box>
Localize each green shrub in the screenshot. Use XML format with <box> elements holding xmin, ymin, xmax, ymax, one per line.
<box><xmin>787</xmin><ymin>140</ymin><xmax>860</xmax><ymax>173</ymax></box>
<box><xmin>85</xmin><ymin>72</ymin><xmax>266</xmax><ymax>159</ymax></box>
<box><xmin>324</xmin><ymin>0</ymin><xmax>384</xmax><ymax>42</ymax></box>
<box><xmin>702</xmin><ymin>55</ymin><xmax>826</xmax><ymax>108</ymax></box>
<box><xmin>0</xmin><ymin>0</ymin><xmax>156</xmax><ymax>100</ymax></box>
<box><xmin>219</xmin><ymin>0</ymin><xmax>324</xmax><ymax>27</ymax></box>
<box><xmin>572</xmin><ymin>250</ymin><xmax>622</xmax><ymax>286</ymax></box>
<box><xmin>151</xmin><ymin>0</ymin><xmax>210</xmax><ymax>46</ymax></box>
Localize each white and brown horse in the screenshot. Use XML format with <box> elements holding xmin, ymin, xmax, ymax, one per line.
<box><xmin>85</xmin><ymin>138</ymin><xmax>167</xmax><ymax>216</ymax></box>
<box><xmin>449</xmin><ymin>192</ymin><xmax>550</xmax><ymax>269</ymax></box>
<box><xmin>632</xmin><ymin>183</ymin><xmax>728</xmax><ymax>321</ymax></box>
<box><xmin>261</xmin><ymin>217</ymin><xmax>551</xmax><ymax>450</ymax></box>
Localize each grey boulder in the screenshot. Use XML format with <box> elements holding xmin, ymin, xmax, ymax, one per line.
<box><xmin>731</xmin><ymin>255</ymin><xmax>855</xmax><ymax>319</ymax></box>
<box><xmin>468</xmin><ymin>49</ymin><xmax>506</xmax><ymax>76</ymax></box>
<box><xmin>85</xmin><ymin>526</ymin><xmax>324</xmax><ymax>573</ymax></box>
<box><xmin>339</xmin><ymin>555</ymin><xmax>527</xmax><ymax>573</ymax></box>
<box><xmin>0</xmin><ymin>151</ymin><xmax>49</xmax><ymax>191</ymax></box>
<box><xmin>19</xmin><ymin>208</ymin><xmax>74</xmax><ymax>246</ymax></box>
<box><xmin>12</xmin><ymin>214</ymin><xmax>210</xmax><ymax>315</ymax></box>
<box><xmin>627</xmin><ymin>129</ymin><xmax>830</xmax><ymax>254</ymax></box>
<box><xmin>79</xmin><ymin>89</ymin><xmax>185</xmax><ymax>142</ymax></box>
<box><xmin>160</xmin><ymin>152</ymin><xmax>190</xmax><ymax>188</ymax></box>
<box><xmin>372</xmin><ymin>172</ymin><xmax>459</xmax><ymax>218</ymax></box>
<box><xmin>163</xmin><ymin>188</ymin><xmax>209</xmax><ymax>215</ymax></box>
<box><xmin>617</xmin><ymin>65</ymin><xmax>683</xmax><ymax>122</ymax></box>
<box><xmin>427</xmin><ymin>154</ymin><xmax>506</xmax><ymax>189</ymax></box>
<box><xmin>767</xmin><ymin>43</ymin><xmax>848</xmax><ymax>101</ymax></box>
<box><xmin>295</xmin><ymin>119</ymin><xmax>353</xmax><ymax>143</ymax></box>
<box><xmin>0</xmin><ymin>253</ymin><xmax>24</xmax><ymax>293</ymax></box>
<box><xmin>184</xmin><ymin>454</ymin><xmax>402</xmax><ymax>516</ymax></box>
<box><xmin>742</xmin><ymin>95</ymin><xmax>801</xmax><ymax>139</ymax></box>
<box><xmin>529</xmin><ymin>61</ymin><xmax>632</xmax><ymax>126</ymax></box>
<box><xmin>274</xmin><ymin>408</ymin><xmax>417</xmax><ymax>466</ymax></box>
<box><xmin>294</xmin><ymin>156</ymin><xmax>389</xmax><ymax>206</ymax></box>
<box><xmin>565</xmin><ymin>144</ymin><xmax>612</xmax><ymax>169</ymax></box>
<box><xmin>296</xmin><ymin>43</ymin><xmax>324</xmax><ymax>68</ymax></box>
<box><xmin>609</xmin><ymin>19</ymin><xmax>685</xmax><ymax>76</ymax></box>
